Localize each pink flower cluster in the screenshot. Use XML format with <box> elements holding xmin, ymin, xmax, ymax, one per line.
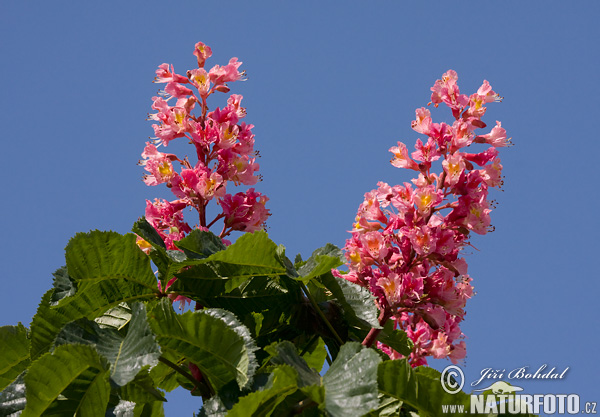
<box><xmin>335</xmin><ymin>70</ymin><xmax>508</xmax><ymax>366</ymax></box>
<box><xmin>139</xmin><ymin>42</ymin><xmax>270</xmax><ymax>249</ymax></box>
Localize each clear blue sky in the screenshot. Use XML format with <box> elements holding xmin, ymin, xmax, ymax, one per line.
<box><xmin>2</xmin><ymin>1</ymin><xmax>598</xmax><ymax>414</ymax></box>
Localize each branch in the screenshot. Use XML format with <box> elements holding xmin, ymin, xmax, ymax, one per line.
<box><xmin>361</xmin><ymin>309</ymin><xmax>392</xmax><ymax>348</ymax></box>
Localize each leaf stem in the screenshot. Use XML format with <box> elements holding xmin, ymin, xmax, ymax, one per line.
<box><xmin>299</xmin><ymin>282</ymin><xmax>344</xmax><ymax>346</ymax></box>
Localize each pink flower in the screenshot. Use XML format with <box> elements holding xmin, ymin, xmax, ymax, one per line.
<box><xmin>464</xmin><ymin>195</ymin><xmax>492</xmax><ymax>235</ymax></box>
<box><xmin>193</xmin><ymin>42</ymin><xmax>212</xmax><ymax>68</ymax></box>
<box><xmin>481</xmin><ymin>158</ymin><xmax>503</xmax><ymax>188</ymax></box>
<box><xmin>145</xmin><ymin>198</ymin><xmax>191</xmax><ymax>250</ymax></box>
<box><xmin>337</xmin><ymin>70</ymin><xmax>506</xmax><ymax>366</ymax></box>
<box><xmin>140</xmin><ymin>143</ymin><xmax>177</xmax><ymax>186</ymax></box>
<box><xmin>171</xmin><ymin>166</ymin><xmax>225</xmax><ymax>202</ymax></box>
<box><xmin>227</xmin><ymin>94</ymin><xmax>247</xmax><ymax>119</ymax></box>
<box><xmin>404</xmin><ymin>225</ymin><xmax>436</xmax><ymax>256</ymax></box>
<box><xmin>217</xmin><ymin>152</ymin><xmax>260</xmax><ymax>186</ymax></box>
<box><xmin>154</xmin><ymin>63</ymin><xmax>189</xmax><ymax>84</ymax></box>
<box><xmin>165</xmin><ymin>81</ymin><xmax>194</xmax><ymax>99</ymax></box>
<box><xmin>412</xmin><ymin>138</ymin><xmax>441</xmax><ymax>163</ymax></box>
<box><xmin>149</xmin><ymin>99</ymin><xmax>190</xmax><ymax>146</ymax></box>
<box><xmin>188</xmin><ymin>68</ymin><xmax>211</xmax><ymax>98</ymax></box>
<box><xmin>442</xmin><ymin>153</ymin><xmax>466</xmax><ymax>187</ymax></box>
<box><xmin>476</xmin><ymin>121</ymin><xmax>509</xmax><ymax>147</ymax></box>
<box><xmin>411</xmin><ymin>107</ymin><xmax>432</xmax><ymax>135</ymax></box>
<box><xmin>412</xmin><ymin>185</ymin><xmax>443</xmax><ymax>214</ymax></box>
<box><xmin>209</xmin><ymin>58</ymin><xmax>244</xmax><ymax>86</ymax></box>
<box><xmin>430</xmin><ymin>70</ymin><xmax>469</xmax><ymax>117</ymax></box>
<box><xmin>357</xmin><ymin>191</ymin><xmax>388</xmax><ymax>224</ymax></box>
<box><xmin>221</xmin><ymin>189</ymin><xmax>270</xmax><ymax>233</ymax></box>
<box><xmin>476</xmin><ymin>80</ymin><xmax>501</xmax><ymax>104</ymax></box>
<box><xmin>389</xmin><ymin>142</ymin><xmax>419</xmax><ymax>170</ymax></box>
<box><xmin>462</xmin><ymin>147</ymin><xmax>499</xmax><ymax>166</ymax></box>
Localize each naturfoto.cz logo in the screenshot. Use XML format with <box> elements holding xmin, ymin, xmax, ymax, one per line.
<box><xmin>440</xmin><ymin>365</ymin><xmax>597</xmax><ymax>415</ymax></box>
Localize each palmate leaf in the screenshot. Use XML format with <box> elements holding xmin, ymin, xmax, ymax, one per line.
<box><xmin>56</xmin><ymin>231</ymin><xmax>160</xmax><ymax>322</ymax></box>
<box><xmin>147</xmin><ymin>299</ymin><xmax>258</xmax><ymax>391</ymax></box>
<box><xmin>29</xmin><ymin>267</ymin><xmax>84</xmax><ymax>360</ymax></box>
<box><xmin>297</xmin><ymin>244</ymin><xmax>380</xmax><ymax>332</ymax></box>
<box><xmin>22</xmin><ymin>344</ymin><xmax>110</xmax><ymax>417</ymax></box>
<box><xmin>174</xmin><ymin>231</ymin><xmax>302</xmax><ymax>317</ymax></box>
<box><xmin>322</xmin><ymin>342</ymin><xmax>381</xmax><ymax>417</ymax></box>
<box><xmin>174</xmin><ymin>229</ymin><xmax>227</xmax><ymax>259</ymax></box>
<box><xmin>95</xmin><ymin>302</ymin><xmax>132</xmax><ymax>330</ymax></box>
<box><xmin>320</xmin><ymin>273</ymin><xmax>381</xmax><ymax>330</ymax></box>
<box><xmin>30</xmin><ymin>231</ymin><xmax>160</xmax><ymax>361</ymax></box>
<box><xmin>132</xmin><ymin>218</ymin><xmax>225</xmax><ymax>286</ymax></box>
<box><xmin>299</xmin><ymin>336</ymin><xmax>328</xmax><ymax>374</ymax></box>
<box><xmin>297</xmin><ymin>244</ymin><xmax>345</xmax><ymax>282</ymax></box>
<box><xmin>119</xmin><ymin>368</ymin><xmax>166</xmax><ymax>404</ymax></box>
<box><xmin>0</xmin><ymin>324</ymin><xmax>30</xmax><ymax>392</ymax></box>
<box><xmin>265</xmin><ymin>341</ymin><xmax>321</xmax><ymax>388</ymax></box>
<box><xmin>30</xmin><ymin>289</ymin><xmax>71</xmax><ymax>360</ymax></box>
<box><xmin>50</xmin><ymin>266</ymin><xmax>76</xmax><ymax>306</ymax></box>
<box><xmin>54</xmin><ymin>303</ymin><xmax>161</xmax><ymax>387</ymax></box>
<box><xmin>226</xmin><ymin>365</ymin><xmax>299</xmax><ymax>417</ymax></box>
<box><xmin>175</xmin><ymin>231</ymin><xmax>289</xmax><ymax>290</ymax></box>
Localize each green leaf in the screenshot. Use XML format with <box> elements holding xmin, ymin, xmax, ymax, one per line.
<box><xmin>57</xmin><ymin>231</ymin><xmax>159</xmax><ymax>321</ymax></box>
<box><xmin>50</xmin><ymin>266</ymin><xmax>76</xmax><ymax>306</ymax></box>
<box><xmin>297</xmin><ymin>244</ymin><xmax>345</xmax><ymax>282</ymax></box>
<box><xmin>132</xmin><ymin>217</ymin><xmax>193</xmax><ymax>286</ymax></box>
<box><xmin>147</xmin><ymin>300</ymin><xmax>258</xmax><ymax>391</ymax></box>
<box><xmin>54</xmin><ymin>303</ymin><xmax>161</xmax><ymax>386</ymax></box>
<box><xmin>320</xmin><ymin>274</ymin><xmax>381</xmax><ymax>330</ymax></box>
<box><xmin>30</xmin><ymin>289</ymin><xmax>71</xmax><ymax>360</ymax></box>
<box><xmin>22</xmin><ymin>344</ymin><xmax>110</xmax><ymax>417</ymax></box>
<box><xmin>377</xmin><ymin>328</ymin><xmax>414</xmax><ymax>357</ymax></box>
<box><xmin>0</xmin><ymin>324</ymin><xmax>30</xmax><ymax>392</ymax></box>
<box><xmin>174</xmin><ymin>232</ymin><xmax>290</xmax><ymax>299</ymax></box>
<box><xmin>119</xmin><ymin>368</ymin><xmax>166</xmax><ymax>403</ymax></box>
<box><xmin>148</xmin><ymin>351</ymin><xmax>182</xmax><ymax>393</ymax></box>
<box><xmin>300</xmin><ymin>337</ymin><xmax>327</xmax><ymax>374</ymax></box>
<box><xmin>322</xmin><ymin>342</ymin><xmax>381</xmax><ymax>417</ymax></box>
<box><xmin>110</xmin><ymin>303</ymin><xmax>161</xmax><ymax>386</ymax></box>
<box><xmin>360</xmin><ymin>395</ymin><xmax>401</xmax><ymax>417</ymax></box>
<box><xmin>133</xmin><ymin>401</ymin><xmax>165</xmax><ymax>417</ymax></box>
<box><xmin>0</xmin><ymin>373</ymin><xmax>26</xmax><ymax>416</ymax></box>
<box><xmin>265</xmin><ymin>341</ymin><xmax>321</xmax><ymax>388</ymax></box>
<box><xmin>174</xmin><ymin>233</ymin><xmax>302</xmax><ymax>318</ymax></box>
<box><xmin>226</xmin><ymin>365</ymin><xmax>298</xmax><ymax>417</ymax></box>
<box><xmin>132</xmin><ymin>217</ymin><xmax>167</xmax><ymax>250</ymax></box>
<box><xmin>378</xmin><ymin>360</ymin><xmax>470</xmax><ymax>417</ymax></box>
<box><xmin>95</xmin><ymin>302</ymin><xmax>132</xmax><ymax>330</ymax></box>
<box><xmin>29</xmin><ymin>268</ymin><xmax>86</xmax><ymax>360</ymax></box>
<box><xmin>174</xmin><ymin>229</ymin><xmax>226</xmax><ymax>259</ymax></box>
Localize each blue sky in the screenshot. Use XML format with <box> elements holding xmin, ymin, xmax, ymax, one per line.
<box><xmin>2</xmin><ymin>1</ymin><xmax>599</xmax><ymax>414</ymax></box>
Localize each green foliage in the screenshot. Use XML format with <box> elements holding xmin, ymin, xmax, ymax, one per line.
<box><xmin>323</xmin><ymin>342</ymin><xmax>381</xmax><ymax>417</ymax></box>
<box><xmin>147</xmin><ymin>299</ymin><xmax>258</xmax><ymax>391</ymax></box>
<box><xmin>0</xmin><ymin>324</ymin><xmax>30</xmax><ymax>392</ymax></box>
<box><xmin>0</xmin><ymin>228</ymin><xmax>499</xmax><ymax>416</ymax></box>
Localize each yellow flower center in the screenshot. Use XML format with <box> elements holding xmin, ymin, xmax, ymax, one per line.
<box><xmin>158</xmin><ymin>161</ymin><xmax>172</xmax><ymax>177</ymax></box>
